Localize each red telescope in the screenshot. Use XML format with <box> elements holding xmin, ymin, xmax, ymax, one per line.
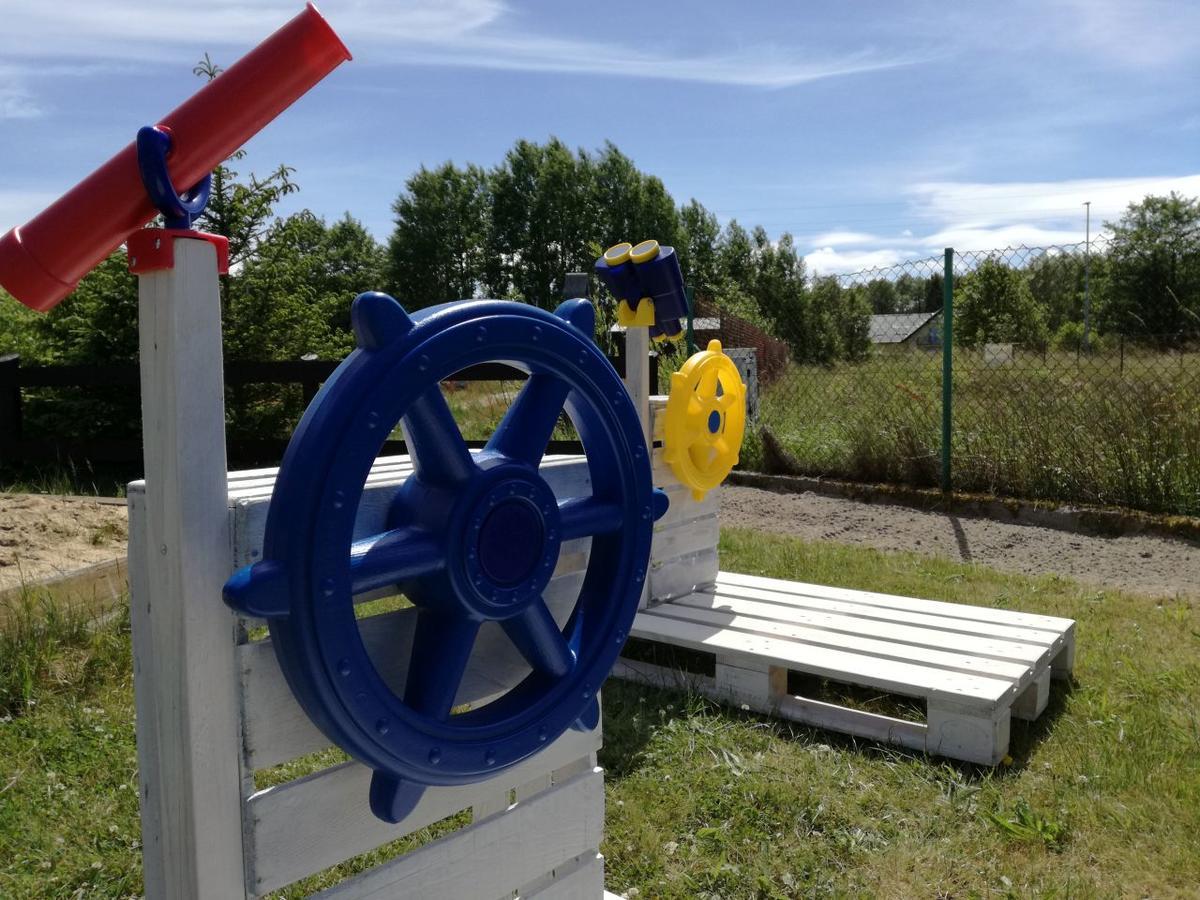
<box><xmin>0</xmin><ymin>3</ymin><xmax>351</xmax><ymax>312</ymax></box>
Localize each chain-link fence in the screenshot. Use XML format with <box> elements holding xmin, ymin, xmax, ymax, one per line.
<box><xmin>750</xmin><ymin>240</ymin><xmax>1200</xmax><ymax>516</ymax></box>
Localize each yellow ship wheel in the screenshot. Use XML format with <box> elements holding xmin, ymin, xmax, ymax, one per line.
<box><xmin>662</xmin><ymin>339</ymin><xmax>746</xmax><ymax>501</ymax></box>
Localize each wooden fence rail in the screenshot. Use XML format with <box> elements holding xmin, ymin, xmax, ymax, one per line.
<box><xmin>0</xmin><ymin>350</ymin><xmax>656</xmax><ymax>468</ymax></box>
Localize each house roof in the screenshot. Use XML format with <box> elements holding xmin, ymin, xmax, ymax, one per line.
<box><xmin>869</xmin><ymin>312</ymin><xmax>940</xmax><ymax>344</ymax></box>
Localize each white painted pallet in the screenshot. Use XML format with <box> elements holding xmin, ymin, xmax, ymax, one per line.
<box><xmin>616</xmin><ymin>570</ymin><xmax>1076</xmax><ymax>765</ymax></box>
<box><xmin>129</xmin><ymin>449</ymin><xmax>618</xmax><ymax>898</ymax></box>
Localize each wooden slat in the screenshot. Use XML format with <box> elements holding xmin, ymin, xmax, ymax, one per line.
<box><xmin>718</xmin><ymin>571</ymin><xmax>1075</xmax><ymax>633</ymax></box>
<box><xmin>648</xmin><ymin>602</ymin><xmax>1031</xmax><ymax>682</ymax></box>
<box><xmin>702</xmin><ymin>579</ymin><xmax>1063</xmax><ymax>645</ymax></box>
<box><xmin>631</xmin><ymin>610</ymin><xmax>1016</xmax><ymax>708</ymax></box>
<box><xmin>242</xmin><ymin>572</ymin><xmax>585</xmax><ymax>771</ymax></box>
<box><xmin>127</xmin><ymin>239</ymin><xmax>247</xmax><ymax>900</ymax></box>
<box><xmin>526</xmin><ymin>852</ymin><xmax>606</xmax><ymax>899</ymax></box>
<box><xmin>649</xmin><ymin>547</ymin><xmax>719</xmax><ymax>602</ymax></box>
<box><xmin>650</xmin><ymin>514</ymin><xmax>719</xmax><ymax>564</ymax></box>
<box><xmin>229</xmin><ymin>456</ymin><xmax>592</xmax><ymax>569</ymax></box>
<box><xmin>666</xmin><ymin>591</ymin><xmax>1052</xmax><ymax>666</ymax></box>
<box><xmin>313</xmin><ymin>769</ymin><xmax>604</xmax><ymax>900</ymax></box>
<box><xmin>248</xmin><ymin>728</ymin><xmax>601</xmax><ymax>895</ymax></box>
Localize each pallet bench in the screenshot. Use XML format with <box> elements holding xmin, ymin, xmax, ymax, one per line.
<box><xmin>615</xmin><ymin>570</ymin><xmax>1076</xmax><ymax>766</ymax></box>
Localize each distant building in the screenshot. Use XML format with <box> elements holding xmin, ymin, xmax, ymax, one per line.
<box><xmin>869</xmin><ymin>311</ymin><xmax>943</xmax><ymax>348</ymax></box>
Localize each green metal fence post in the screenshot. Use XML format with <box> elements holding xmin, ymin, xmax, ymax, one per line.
<box><xmin>941</xmin><ymin>247</ymin><xmax>954</xmax><ymax>492</ymax></box>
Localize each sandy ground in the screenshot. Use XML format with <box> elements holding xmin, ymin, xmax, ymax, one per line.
<box><xmin>722</xmin><ymin>484</ymin><xmax>1200</xmax><ymax>600</ymax></box>
<box><xmin>0</xmin><ymin>494</ymin><xmax>128</xmax><ymax>592</ymax></box>
<box><xmin>1</xmin><ymin>487</ymin><xmax>1196</xmax><ymax>600</ymax></box>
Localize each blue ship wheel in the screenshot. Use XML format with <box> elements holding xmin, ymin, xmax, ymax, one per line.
<box><xmin>224</xmin><ymin>293</ymin><xmax>666</xmax><ymax>822</ymax></box>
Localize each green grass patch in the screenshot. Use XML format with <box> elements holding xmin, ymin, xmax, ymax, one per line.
<box><xmin>754</xmin><ymin>345</ymin><xmax>1200</xmax><ymax>516</ymax></box>
<box><xmin>2</xmin><ymin>530</ymin><xmax>1198</xmax><ymax>897</ymax></box>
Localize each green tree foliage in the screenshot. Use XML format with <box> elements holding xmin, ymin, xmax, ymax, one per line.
<box><xmin>1025</xmin><ymin>252</ymin><xmax>1087</xmax><ymax>332</ymax></box>
<box><xmin>387</xmin><ymin>162</ymin><xmax>489</xmax><ymax>310</ymax></box>
<box><xmin>676</xmin><ymin>199</ymin><xmax>721</xmax><ymax>295</ymax></box>
<box><xmin>485</xmin><ymin>138</ymin><xmax>594</xmax><ymax>308</ymax></box>
<box><xmin>956</xmin><ymin>258</ymin><xmax>1048</xmax><ymax>347</ymax></box>
<box><xmin>863</xmin><ymin>278</ymin><xmax>899</xmax><ymax>314</ymax></box>
<box><xmin>1101</xmin><ymin>192</ymin><xmax>1200</xmax><ymax>339</ymax></box>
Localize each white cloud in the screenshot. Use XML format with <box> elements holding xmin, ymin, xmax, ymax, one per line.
<box><xmin>806</xmin><ymin>246</ymin><xmax>906</xmax><ymax>275</ymax></box>
<box><xmin>802</xmin><ymin>173</ymin><xmax>1200</xmax><ymax>275</ymax></box>
<box><xmin>0</xmin><ymin>0</ymin><xmax>924</xmax><ymax>89</ymax></box>
<box><xmin>0</xmin><ymin>67</ymin><xmax>43</xmax><ymax>120</ymax></box>
<box><xmin>907</xmin><ymin>175</ymin><xmax>1200</xmax><ymax>232</ymax></box>
<box><xmin>808</xmin><ymin>230</ymin><xmax>878</xmax><ymax>247</ymax></box>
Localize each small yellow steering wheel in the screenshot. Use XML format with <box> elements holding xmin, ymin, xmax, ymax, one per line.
<box><xmin>662</xmin><ymin>339</ymin><xmax>746</xmax><ymax>501</ymax></box>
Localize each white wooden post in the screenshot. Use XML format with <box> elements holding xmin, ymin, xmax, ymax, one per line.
<box><xmin>129</xmin><ymin>237</ymin><xmax>246</xmax><ymax>899</ymax></box>
<box><xmin>622</xmin><ymin>326</ymin><xmax>652</xmax><ymax>609</ymax></box>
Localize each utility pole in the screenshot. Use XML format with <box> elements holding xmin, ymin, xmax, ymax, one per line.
<box><xmin>1083</xmin><ymin>201</ymin><xmax>1092</xmax><ymax>352</ymax></box>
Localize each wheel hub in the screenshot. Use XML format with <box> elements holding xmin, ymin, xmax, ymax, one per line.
<box><xmin>458</xmin><ymin>476</ymin><xmax>561</xmax><ymax>619</ymax></box>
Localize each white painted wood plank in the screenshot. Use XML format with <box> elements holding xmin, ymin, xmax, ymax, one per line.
<box><xmin>718</xmin><ymin>571</ymin><xmax>1076</xmax><ymax>633</ymax></box>
<box><xmin>650</xmin><ymin>514</ymin><xmax>720</xmax><ymax>565</ymax></box>
<box><xmin>242</xmin><ymin>572</ymin><xmax>586</xmax><ymax>771</ymax></box>
<box><xmin>703</xmin><ymin>580</ymin><xmax>1064</xmax><ymax>646</ymax></box>
<box><xmin>1011</xmin><ymin>669</ymin><xmax>1051</xmax><ymax>721</ymax></box>
<box><xmin>653</xmin><ymin>483</ymin><xmax>718</xmax><ymax>530</ymax></box>
<box><xmin>649</xmin><ymin>548</ymin><xmax>719</xmax><ymax>603</ymax></box>
<box><xmin>225</xmin><ymin>453</ymin><xmax>589</xmax><ymax>502</ymax></box>
<box><xmin>229</xmin><ymin>457</ymin><xmax>593</xmax><ymax>569</ymax></box>
<box><xmin>665</xmin><ymin>591</ymin><xmax>1051</xmax><ymax>665</ymax></box>
<box><xmin>128</xmin><ymin>238</ymin><xmax>247</xmax><ymax>900</ymax></box>
<box><xmin>523</xmin><ymin>852</ymin><xmax>605</xmax><ymax>899</ymax></box>
<box><xmin>630</xmin><ymin>611</ymin><xmax>1016</xmax><ymax>708</ymax></box>
<box><xmin>248</xmin><ymin>729</ymin><xmax>602</xmax><ymax>895</ymax></box>
<box><xmin>773</xmin><ymin>694</ymin><xmax>928</xmax><ymax>752</ymax></box>
<box><xmin>647</xmin><ymin>602</ymin><xmax>1032</xmax><ymax>682</ymax></box>
<box><xmin>314</xmin><ymin>769</ymin><xmax>604</xmax><ymax>900</ymax></box>
<box><xmin>927</xmin><ymin>702</ymin><xmax>1010</xmax><ymax>765</ymax></box>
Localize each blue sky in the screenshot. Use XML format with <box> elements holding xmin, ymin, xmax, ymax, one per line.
<box><xmin>2</xmin><ymin>0</ymin><xmax>1199</xmax><ymax>273</ymax></box>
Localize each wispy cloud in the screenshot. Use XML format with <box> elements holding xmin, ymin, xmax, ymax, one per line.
<box><xmin>804</xmin><ymin>174</ymin><xmax>1200</xmax><ymax>274</ymax></box>
<box><xmin>0</xmin><ymin>67</ymin><xmax>43</xmax><ymax>120</ymax></box>
<box><xmin>0</xmin><ymin>0</ymin><xmax>927</xmax><ymax>89</ymax></box>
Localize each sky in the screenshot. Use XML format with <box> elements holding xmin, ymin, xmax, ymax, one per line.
<box><xmin>1</xmin><ymin>0</ymin><xmax>1199</xmax><ymax>274</ymax></box>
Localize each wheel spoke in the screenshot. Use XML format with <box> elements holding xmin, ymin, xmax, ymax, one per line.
<box><xmin>699</xmin><ymin>367</ymin><xmax>719</xmax><ymax>395</ymax></box>
<box><xmin>487</xmin><ymin>373</ymin><xmax>570</xmax><ymax>466</ymax></box>
<box><xmin>404</xmin><ymin>612</ymin><xmax>480</xmax><ymax>719</ymax></box>
<box><xmin>717</xmin><ymin>393</ymin><xmax>738</xmax><ymax>411</ymax></box>
<box><xmin>502</xmin><ymin>600</ymin><xmax>575</xmax><ymax>678</ymax></box>
<box><xmin>402</xmin><ymin>387</ymin><xmax>477</xmax><ymax>486</ymax></box>
<box><xmin>558</xmin><ymin>497</ymin><xmax>624</xmax><ymax>541</ymax></box>
<box><xmin>349</xmin><ymin>526</ymin><xmax>443</xmax><ymax>594</ymax></box>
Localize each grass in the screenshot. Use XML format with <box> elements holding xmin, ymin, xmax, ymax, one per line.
<box><xmin>2</xmin><ymin>530</ymin><xmax>1198</xmax><ymax>897</ymax></box>
<box><xmin>753</xmin><ymin>344</ymin><xmax>1200</xmax><ymax>517</ymax></box>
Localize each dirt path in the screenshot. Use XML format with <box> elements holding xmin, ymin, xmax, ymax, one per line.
<box><xmin>0</xmin><ymin>495</ymin><xmax>127</xmax><ymax>592</ymax></box>
<box><xmin>722</xmin><ymin>485</ymin><xmax>1200</xmax><ymax>600</ymax></box>
<box><xmin>2</xmin><ymin>488</ymin><xmax>1196</xmax><ymax>601</ymax></box>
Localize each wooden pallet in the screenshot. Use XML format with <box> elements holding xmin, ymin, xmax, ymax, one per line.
<box><xmin>614</xmin><ymin>570</ymin><xmax>1076</xmax><ymax>766</ymax></box>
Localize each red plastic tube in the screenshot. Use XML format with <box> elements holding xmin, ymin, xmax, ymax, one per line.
<box><xmin>0</xmin><ymin>3</ymin><xmax>351</xmax><ymax>311</ymax></box>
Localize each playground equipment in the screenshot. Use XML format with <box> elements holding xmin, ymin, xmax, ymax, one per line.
<box><xmin>0</xmin><ymin>4</ymin><xmax>350</xmax><ymax>311</ymax></box>
<box><xmin>594</xmin><ymin>239</ymin><xmax>688</xmax><ymax>341</ymax></box>
<box><xmin>222</xmin><ymin>291</ymin><xmax>669</xmax><ymax>823</ymax></box>
<box><xmin>0</xmin><ymin>6</ymin><xmax>743</xmax><ymax>894</ymax></box>
<box><xmin>661</xmin><ymin>338</ymin><xmax>747</xmax><ymax>501</ymax></box>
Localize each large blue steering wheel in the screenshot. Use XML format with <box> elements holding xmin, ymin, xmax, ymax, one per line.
<box><xmin>224</xmin><ymin>293</ymin><xmax>666</xmax><ymax>822</ymax></box>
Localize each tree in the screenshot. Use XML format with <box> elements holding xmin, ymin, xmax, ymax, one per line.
<box><xmin>486</xmin><ymin>138</ymin><xmax>595</xmax><ymax>308</ymax></box>
<box><xmin>1025</xmin><ymin>251</ymin><xmax>1086</xmax><ymax>332</ymax></box>
<box><xmin>863</xmin><ymin>278</ymin><xmax>899</xmax><ymax>314</ymax></box>
<box><xmin>677</xmin><ymin>199</ymin><xmax>721</xmax><ymax>295</ymax></box>
<box><xmin>388</xmin><ymin>162</ymin><xmax>489</xmax><ymax>310</ymax></box>
<box><xmin>1101</xmin><ymin>192</ymin><xmax>1200</xmax><ymax>339</ymax></box>
<box><xmin>956</xmin><ymin>258</ymin><xmax>1047</xmax><ymax>347</ymax></box>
